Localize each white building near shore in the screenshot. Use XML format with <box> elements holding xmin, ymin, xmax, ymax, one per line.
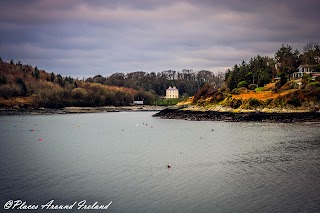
<box><xmin>166</xmin><ymin>86</ymin><xmax>179</xmax><ymax>99</ymax></box>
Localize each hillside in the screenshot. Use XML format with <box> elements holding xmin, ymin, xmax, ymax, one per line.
<box><xmin>178</xmin><ymin>78</ymin><xmax>320</xmax><ymax>113</ymax></box>
<box><xmin>0</xmin><ymin>60</ymin><xmax>144</xmax><ymax>109</ymax></box>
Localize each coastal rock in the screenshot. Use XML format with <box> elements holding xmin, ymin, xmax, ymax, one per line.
<box><xmin>153</xmin><ymin>108</ymin><xmax>320</xmax><ymax>123</ymax></box>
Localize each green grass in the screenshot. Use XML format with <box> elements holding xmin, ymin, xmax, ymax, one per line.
<box><xmin>308</xmin><ymin>81</ymin><xmax>320</xmax><ymax>86</ymax></box>
<box><xmin>254</xmin><ymin>87</ymin><xmax>264</xmax><ymax>92</ymax></box>
<box><xmin>155</xmin><ymin>98</ymin><xmax>186</xmax><ymax>106</ymax></box>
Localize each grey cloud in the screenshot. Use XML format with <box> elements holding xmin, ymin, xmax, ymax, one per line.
<box><xmin>0</xmin><ymin>0</ymin><xmax>319</xmax><ymax>77</ymax></box>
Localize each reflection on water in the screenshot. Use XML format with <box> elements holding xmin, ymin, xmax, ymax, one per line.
<box><xmin>0</xmin><ymin>112</ymin><xmax>320</xmax><ymax>212</ymax></box>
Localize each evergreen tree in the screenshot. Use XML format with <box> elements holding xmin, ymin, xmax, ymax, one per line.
<box><xmin>301</xmin><ymin>42</ymin><xmax>320</xmax><ymax>65</ymax></box>
<box><xmin>275</xmin><ymin>44</ymin><xmax>300</xmax><ymax>77</ymax></box>
<box><xmin>32</xmin><ymin>67</ymin><xmax>40</xmax><ymax>79</ymax></box>
<box><xmin>50</xmin><ymin>72</ymin><xmax>55</xmax><ymax>82</ymax></box>
<box><xmin>57</xmin><ymin>74</ymin><xmax>64</xmax><ymax>87</ymax></box>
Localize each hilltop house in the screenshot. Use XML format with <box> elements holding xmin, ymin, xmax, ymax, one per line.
<box><xmin>292</xmin><ymin>64</ymin><xmax>320</xmax><ymax>78</ymax></box>
<box><xmin>166</xmin><ymin>86</ymin><xmax>179</xmax><ymax>99</ymax></box>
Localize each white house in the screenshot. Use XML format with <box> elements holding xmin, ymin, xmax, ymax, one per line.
<box><xmin>292</xmin><ymin>64</ymin><xmax>320</xmax><ymax>78</ymax></box>
<box><xmin>166</xmin><ymin>86</ymin><xmax>179</xmax><ymax>99</ymax></box>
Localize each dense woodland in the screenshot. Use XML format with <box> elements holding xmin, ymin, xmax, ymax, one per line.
<box><xmin>225</xmin><ymin>42</ymin><xmax>320</xmax><ymax>91</ymax></box>
<box><xmin>87</xmin><ymin>70</ymin><xmax>225</xmax><ymax>97</ymax></box>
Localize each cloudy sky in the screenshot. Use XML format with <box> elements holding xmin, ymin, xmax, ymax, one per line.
<box><xmin>0</xmin><ymin>0</ymin><xmax>319</xmax><ymax>77</ymax></box>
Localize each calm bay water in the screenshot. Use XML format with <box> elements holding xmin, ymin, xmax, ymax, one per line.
<box><xmin>0</xmin><ymin>112</ymin><xmax>320</xmax><ymax>213</ymax></box>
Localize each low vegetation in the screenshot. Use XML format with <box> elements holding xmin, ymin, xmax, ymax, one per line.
<box><xmin>155</xmin><ymin>98</ymin><xmax>186</xmax><ymax>106</ymax></box>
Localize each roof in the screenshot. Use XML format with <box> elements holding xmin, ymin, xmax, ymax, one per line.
<box><xmin>298</xmin><ymin>64</ymin><xmax>319</xmax><ymax>68</ymax></box>
<box><xmin>166</xmin><ymin>86</ymin><xmax>178</xmax><ymax>90</ymax></box>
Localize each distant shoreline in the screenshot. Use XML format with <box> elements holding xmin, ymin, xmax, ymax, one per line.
<box><xmin>153</xmin><ymin>108</ymin><xmax>320</xmax><ymax>123</ymax></box>
<box><xmin>2</xmin><ymin>106</ymin><xmax>320</xmax><ymax>123</ymax></box>
<box><xmin>0</xmin><ymin>106</ymin><xmax>166</xmax><ymax>116</ymax></box>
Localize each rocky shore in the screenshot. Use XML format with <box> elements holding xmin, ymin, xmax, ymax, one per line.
<box><xmin>0</xmin><ymin>106</ymin><xmax>166</xmax><ymax>116</ymax></box>
<box><xmin>153</xmin><ymin>108</ymin><xmax>320</xmax><ymax>123</ymax></box>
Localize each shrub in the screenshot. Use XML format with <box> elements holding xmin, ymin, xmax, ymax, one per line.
<box><xmin>272</xmin><ymin>81</ymin><xmax>281</xmax><ymax>93</ymax></box>
<box><xmin>231</xmin><ymin>98</ymin><xmax>242</xmax><ymax>109</ymax></box>
<box><xmin>237</xmin><ymin>81</ymin><xmax>248</xmax><ymax>88</ymax></box>
<box><xmin>306</xmin><ymin>82</ymin><xmax>320</xmax><ymax>89</ymax></box>
<box><xmin>71</xmin><ymin>88</ymin><xmax>88</xmax><ymax>99</ymax></box>
<box><xmin>302</xmin><ymin>74</ymin><xmax>312</xmax><ymax>81</ymax></box>
<box><xmin>287</xmin><ymin>96</ymin><xmax>301</xmax><ymax>107</ymax></box>
<box><xmin>219</xmin><ymin>85</ymin><xmax>230</xmax><ymax>93</ymax></box>
<box><xmin>248</xmin><ymin>84</ymin><xmax>258</xmax><ymax>90</ymax></box>
<box><xmin>254</xmin><ymin>87</ymin><xmax>264</xmax><ymax>92</ymax></box>
<box><xmin>212</xmin><ymin>91</ymin><xmax>225</xmax><ymax>103</ymax></box>
<box><xmin>231</xmin><ymin>88</ymin><xmax>240</xmax><ymax>95</ymax></box>
<box><xmin>232</xmin><ymin>87</ymin><xmax>248</xmax><ymax>95</ymax></box>
<box><xmin>248</xmin><ymin>98</ymin><xmax>261</xmax><ymax>107</ymax></box>
<box><xmin>265</xmin><ymin>98</ymin><xmax>273</xmax><ymax>106</ymax></box>
<box><xmin>0</xmin><ymin>84</ymin><xmax>20</xmax><ymax>99</ymax></box>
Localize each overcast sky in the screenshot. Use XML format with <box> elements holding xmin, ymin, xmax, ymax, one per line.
<box><xmin>0</xmin><ymin>0</ymin><xmax>319</xmax><ymax>77</ymax></box>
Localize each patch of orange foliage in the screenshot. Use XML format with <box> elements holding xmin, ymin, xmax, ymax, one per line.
<box><xmin>263</xmin><ymin>82</ymin><xmax>276</xmax><ymax>91</ymax></box>
<box><xmin>232</xmin><ymin>90</ymin><xmax>295</xmax><ymax>101</ymax></box>
<box><xmin>106</xmin><ymin>85</ymin><xmax>137</xmax><ymax>94</ymax></box>
<box><xmin>0</xmin><ymin>96</ymin><xmax>34</xmax><ymax>107</ymax></box>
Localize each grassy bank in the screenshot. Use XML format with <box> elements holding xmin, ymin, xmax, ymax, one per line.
<box><xmin>176</xmin><ymin>79</ymin><xmax>320</xmax><ymax>113</ymax></box>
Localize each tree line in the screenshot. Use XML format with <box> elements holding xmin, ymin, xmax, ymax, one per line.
<box><xmin>0</xmin><ymin>60</ymin><xmax>224</xmax><ymax>108</ymax></box>
<box><xmin>225</xmin><ymin>42</ymin><xmax>320</xmax><ymax>90</ymax></box>
<box><xmin>86</xmin><ymin>69</ymin><xmax>225</xmax><ymax>97</ymax></box>
<box><xmin>0</xmin><ymin>60</ymin><xmax>137</xmax><ymax>108</ymax></box>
